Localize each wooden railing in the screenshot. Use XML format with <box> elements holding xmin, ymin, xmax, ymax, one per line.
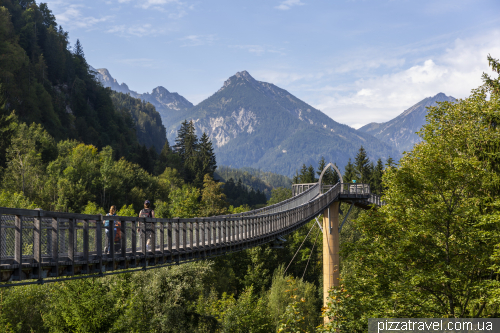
<box><xmin>0</xmin><ymin>183</ymin><xmax>381</xmax><ymax>285</ymax></box>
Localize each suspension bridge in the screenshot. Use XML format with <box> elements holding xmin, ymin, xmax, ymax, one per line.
<box><xmin>0</xmin><ymin>163</ymin><xmax>383</xmax><ymax>310</ymax></box>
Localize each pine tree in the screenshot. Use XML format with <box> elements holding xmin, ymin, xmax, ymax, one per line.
<box><xmin>344</xmin><ymin>158</ymin><xmax>356</xmax><ymax>183</ymax></box>
<box><xmin>386</xmin><ymin>156</ymin><xmax>396</xmax><ymax>168</ymax></box>
<box><xmin>74</xmin><ymin>39</ymin><xmax>84</xmax><ymax>58</ymax></box>
<box><xmin>198</xmin><ymin>132</ymin><xmax>217</xmax><ymax>180</ymax></box>
<box><xmin>0</xmin><ymin>89</ymin><xmax>17</xmax><ymax>171</ymax></box>
<box><xmin>173</xmin><ymin>120</ymin><xmax>189</xmax><ymax>159</ymax></box>
<box><xmin>306</xmin><ymin>165</ymin><xmax>316</xmax><ymax>183</ymax></box>
<box><xmin>354</xmin><ymin>146</ymin><xmax>371</xmax><ymax>184</ymax></box>
<box><xmin>371</xmin><ymin>158</ymin><xmax>384</xmax><ymax>194</ymax></box>
<box><xmin>174</xmin><ymin>120</ymin><xmax>200</xmax><ymax>185</ymax></box>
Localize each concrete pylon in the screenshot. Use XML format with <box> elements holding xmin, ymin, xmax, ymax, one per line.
<box><xmin>322</xmin><ymin>201</ymin><xmax>340</xmax><ymax>322</ymax></box>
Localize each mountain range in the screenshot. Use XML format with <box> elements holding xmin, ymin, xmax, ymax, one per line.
<box><xmin>93</xmin><ymin>68</ymin><xmax>452</xmax><ymax>177</ymax></box>
<box><xmin>358</xmin><ymin>93</ymin><xmax>456</xmax><ymax>153</ymax></box>
<box><xmin>91</xmin><ymin>67</ymin><xmax>193</xmax><ymax>139</ymax></box>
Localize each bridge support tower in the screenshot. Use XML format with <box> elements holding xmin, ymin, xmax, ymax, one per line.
<box><xmin>322</xmin><ymin>201</ymin><xmax>340</xmax><ymax>323</ymax></box>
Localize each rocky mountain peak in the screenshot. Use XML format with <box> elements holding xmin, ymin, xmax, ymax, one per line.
<box><xmin>218</xmin><ymin>70</ymin><xmax>258</xmax><ymax>93</ymax></box>
<box><xmin>151</xmin><ymin>86</ymin><xmax>171</xmax><ymax>96</ymax></box>
<box><xmin>235</xmin><ymin>70</ymin><xmax>255</xmax><ymax>81</ymax></box>
<box><xmin>358</xmin><ymin>92</ymin><xmax>456</xmax><ymax>153</ymax></box>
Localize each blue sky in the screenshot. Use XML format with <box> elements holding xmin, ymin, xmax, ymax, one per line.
<box><xmin>44</xmin><ymin>0</ymin><xmax>500</xmax><ymax>128</ymax></box>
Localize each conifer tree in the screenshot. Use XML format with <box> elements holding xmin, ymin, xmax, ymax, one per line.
<box><xmin>371</xmin><ymin>158</ymin><xmax>384</xmax><ymax>194</ymax></box>
<box><xmin>344</xmin><ymin>158</ymin><xmax>356</xmax><ymax>183</ymax></box>
<box><xmin>354</xmin><ymin>146</ymin><xmax>371</xmax><ymax>184</ymax></box>
<box><xmin>198</xmin><ymin>132</ymin><xmax>217</xmax><ymax>179</ymax></box>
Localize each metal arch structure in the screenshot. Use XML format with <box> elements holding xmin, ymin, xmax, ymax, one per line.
<box><xmin>0</xmin><ymin>179</ymin><xmax>383</xmax><ymax>286</ymax></box>
<box><xmin>317</xmin><ymin>162</ymin><xmax>344</xmax><ymax>194</ymax></box>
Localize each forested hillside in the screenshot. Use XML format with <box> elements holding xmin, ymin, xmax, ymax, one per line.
<box><xmin>110</xmin><ymin>91</ymin><xmax>166</xmax><ymax>152</ymax></box>
<box><xmin>0</xmin><ymin>0</ymin><xmax>163</xmax><ymax>171</ymax></box>
<box><xmin>215</xmin><ymin>165</ymin><xmax>292</xmax><ymax>197</ymax></box>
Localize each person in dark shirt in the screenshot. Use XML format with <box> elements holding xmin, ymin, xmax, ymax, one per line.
<box><xmin>139</xmin><ymin>200</ymin><xmax>155</xmax><ymax>252</ymax></box>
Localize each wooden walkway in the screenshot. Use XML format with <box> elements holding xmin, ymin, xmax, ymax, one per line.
<box><xmin>0</xmin><ymin>182</ymin><xmax>382</xmax><ymax>285</ymax></box>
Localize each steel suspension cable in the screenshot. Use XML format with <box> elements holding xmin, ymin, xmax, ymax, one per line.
<box><xmin>302</xmin><ymin>225</ymin><xmax>321</xmax><ymax>279</ymax></box>
<box><xmin>284</xmin><ymin>222</ymin><xmax>316</xmax><ymax>275</ymax></box>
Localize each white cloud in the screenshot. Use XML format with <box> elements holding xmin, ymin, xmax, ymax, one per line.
<box><xmin>140</xmin><ymin>0</ymin><xmax>178</xmax><ymax>8</ymax></box>
<box><xmin>180</xmin><ymin>35</ymin><xmax>217</xmax><ymax>46</ymax></box>
<box><xmin>312</xmin><ymin>30</ymin><xmax>500</xmax><ymax>128</ymax></box>
<box><xmin>275</xmin><ymin>0</ymin><xmax>305</xmax><ymax>10</ymax></box>
<box><xmin>51</xmin><ymin>4</ymin><xmax>112</xmax><ymax>29</ymax></box>
<box><xmin>253</xmin><ymin>70</ymin><xmax>323</xmax><ymax>86</ymax></box>
<box><xmin>230</xmin><ymin>45</ymin><xmax>286</xmax><ymax>56</ymax></box>
<box><xmin>107</xmin><ymin>23</ymin><xmax>164</xmax><ymax>37</ymax></box>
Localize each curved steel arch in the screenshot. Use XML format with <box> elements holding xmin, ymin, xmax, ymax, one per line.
<box><xmin>318</xmin><ymin>162</ymin><xmax>344</xmax><ymax>194</ymax></box>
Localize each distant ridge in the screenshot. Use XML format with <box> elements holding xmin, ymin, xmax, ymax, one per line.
<box><xmin>91</xmin><ymin>67</ymin><xmax>193</xmax><ymax>134</ymax></box>
<box><xmin>358</xmin><ymin>93</ymin><xmax>456</xmax><ymax>154</ymax></box>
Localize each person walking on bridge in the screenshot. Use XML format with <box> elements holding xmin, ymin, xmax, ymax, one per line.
<box><xmin>104</xmin><ymin>205</ymin><xmax>117</xmax><ymax>254</ymax></box>
<box><xmin>139</xmin><ymin>200</ymin><xmax>155</xmax><ymax>252</ymax></box>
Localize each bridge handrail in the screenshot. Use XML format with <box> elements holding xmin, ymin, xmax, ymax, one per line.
<box><xmin>217</xmin><ymin>182</ymin><xmax>321</xmax><ymax>218</ymax></box>
<box><xmin>0</xmin><ymin>181</ymin><xmax>382</xmax><ymax>284</ymax></box>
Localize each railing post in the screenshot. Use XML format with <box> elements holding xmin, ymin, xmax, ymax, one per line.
<box><xmin>83</xmin><ymin>219</ymin><xmax>89</xmax><ymax>274</ymax></box>
<box><xmin>140</xmin><ymin>218</ymin><xmax>146</xmax><ymax>255</ymax></box>
<box><xmin>68</xmin><ymin>218</ymin><xmax>75</xmax><ymax>276</ymax></box>
<box><xmin>150</xmin><ymin>220</ymin><xmax>156</xmax><ymax>256</ymax></box>
<box><xmin>34</xmin><ymin>210</ymin><xmax>42</xmax><ymax>278</ymax></box>
<box><xmin>52</xmin><ymin>217</ymin><xmax>59</xmax><ymax>277</ymax></box>
<box><xmin>95</xmin><ymin>216</ymin><xmax>102</xmax><ymax>274</ymax></box>
<box><xmin>175</xmin><ymin>219</ymin><xmax>180</xmax><ymax>260</ymax></box>
<box><xmin>194</xmin><ymin>219</ymin><xmax>201</xmax><ymax>253</ymax></box>
<box><xmin>160</xmin><ymin>221</ymin><xmax>165</xmax><ymax>258</ymax></box>
<box><xmin>131</xmin><ymin>220</ymin><xmax>137</xmax><ymax>262</ymax></box>
<box><xmin>207</xmin><ymin>219</ymin><xmax>212</xmax><ymax>254</ymax></box>
<box><xmin>109</xmin><ymin>216</ymin><xmax>115</xmax><ymax>271</ymax></box>
<box><xmin>120</xmin><ymin>219</ymin><xmax>126</xmax><ymax>261</ymax></box>
<box><xmin>182</xmin><ymin>221</ymin><xmax>187</xmax><ymax>253</ymax></box>
<box><xmin>212</xmin><ymin>220</ymin><xmax>216</xmax><ymax>247</ymax></box>
<box><xmin>167</xmin><ymin>221</ymin><xmax>172</xmax><ymax>258</ymax></box>
<box><xmin>218</xmin><ymin>219</ymin><xmax>221</xmax><ymax>246</ymax></box>
<box><xmin>14</xmin><ymin>215</ymin><xmax>22</xmax><ymax>280</ymax></box>
<box><xmin>140</xmin><ymin>218</ymin><xmax>146</xmax><ymax>267</ymax></box>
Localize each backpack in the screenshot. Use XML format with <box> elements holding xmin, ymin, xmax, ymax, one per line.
<box><xmin>140</xmin><ymin>208</ymin><xmax>153</xmax><ymax>218</ymax></box>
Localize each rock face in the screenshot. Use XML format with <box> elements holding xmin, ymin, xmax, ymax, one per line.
<box><xmin>92</xmin><ymin>67</ymin><xmax>193</xmax><ymax>131</ymax></box>
<box><xmin>358</xmin><ymin>93</ymin><xmax>456</xmax><ymax>154</ymax></box>
<box><xmin>168</xmin><ymin>70</ymin><xmax>399</xmax><ymax>177</ymax></box>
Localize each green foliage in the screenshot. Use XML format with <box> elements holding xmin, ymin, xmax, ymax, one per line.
<box><xmin>173</xmin><ymin>120</ymin><xmax>218</xmax><ymax>188</ymax></box>
<box><xmin>2</xmin><ymin>122</ymin><xmax>56</xmax><ymax>200</ymax></box>
<box><xmin>273</xmin><ymin>274</ymin><xmax>319</xmax><ymax>333</ymax></box>
<box><xmin>0</xmin><ymin>190</ymin><xmax>37</xmax><ymax>209</ymax></box>
<box><xmin>336</xmin><ymin>60</ymin><xmax>500</xmax><ymax>321</ymax></box>
<box><xmin>82</xmin><ymin>201</ymin><xmax>105</xmax><ymax>215</ymax></box>
<box><xmin>215</xmin><ymin>165</ymin><xmax>292</xmax><ymax>199</ymax></box>
<box><xmin>169</xmin><ymin>184</ymin><xmax>200</xmax><ymax>218</ymax></box>
<box><xmin>222</xmin><ymin>177</ymin><xmax>267</xmax><ymax>208</ymax></box>
<box><xmin>43</xmin><ymin>278</ymin><xmax>118</xmax><ymax>333</ymax></box>
<box><xmin>117</xmin><ymin>204</ymin><xmax>135</xmax><ymax>217</ymax></box>
<box><xmin>316</xmin><ymin>283</ymin><xmax>355</xmax><ymax>333</ymax></box>
<box><xmin>197</xmin><ymin>287</ymin><xmax>273</xmax><ymax>333</ymax></box>
<box><xmin>110</xmin><ymin>90</ymin><xmax>166</xmax><ymax>153</ymax></box>
<box><xmin>0</xmin><ymin>1</ymin><xmax>163</xmax><ymax>177</ymax></box>
<box><xmin>268</xmin><ymin>187</ymin><xmax>292</xmax><ymax>205</ymax></box>
<box><xmin>200</xmin><ymin>174</ymin><xmax>228</xmax><ymax>217</ymax></box>
<box><xmin>228</xmin><ymin>204</ymin><xmax>251</xmax><ymax>214</ymax></box>
<box><xmin>0</xmin><ymin>284</ymin><xmax>52</xmax><ymax>333</ymax></box>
